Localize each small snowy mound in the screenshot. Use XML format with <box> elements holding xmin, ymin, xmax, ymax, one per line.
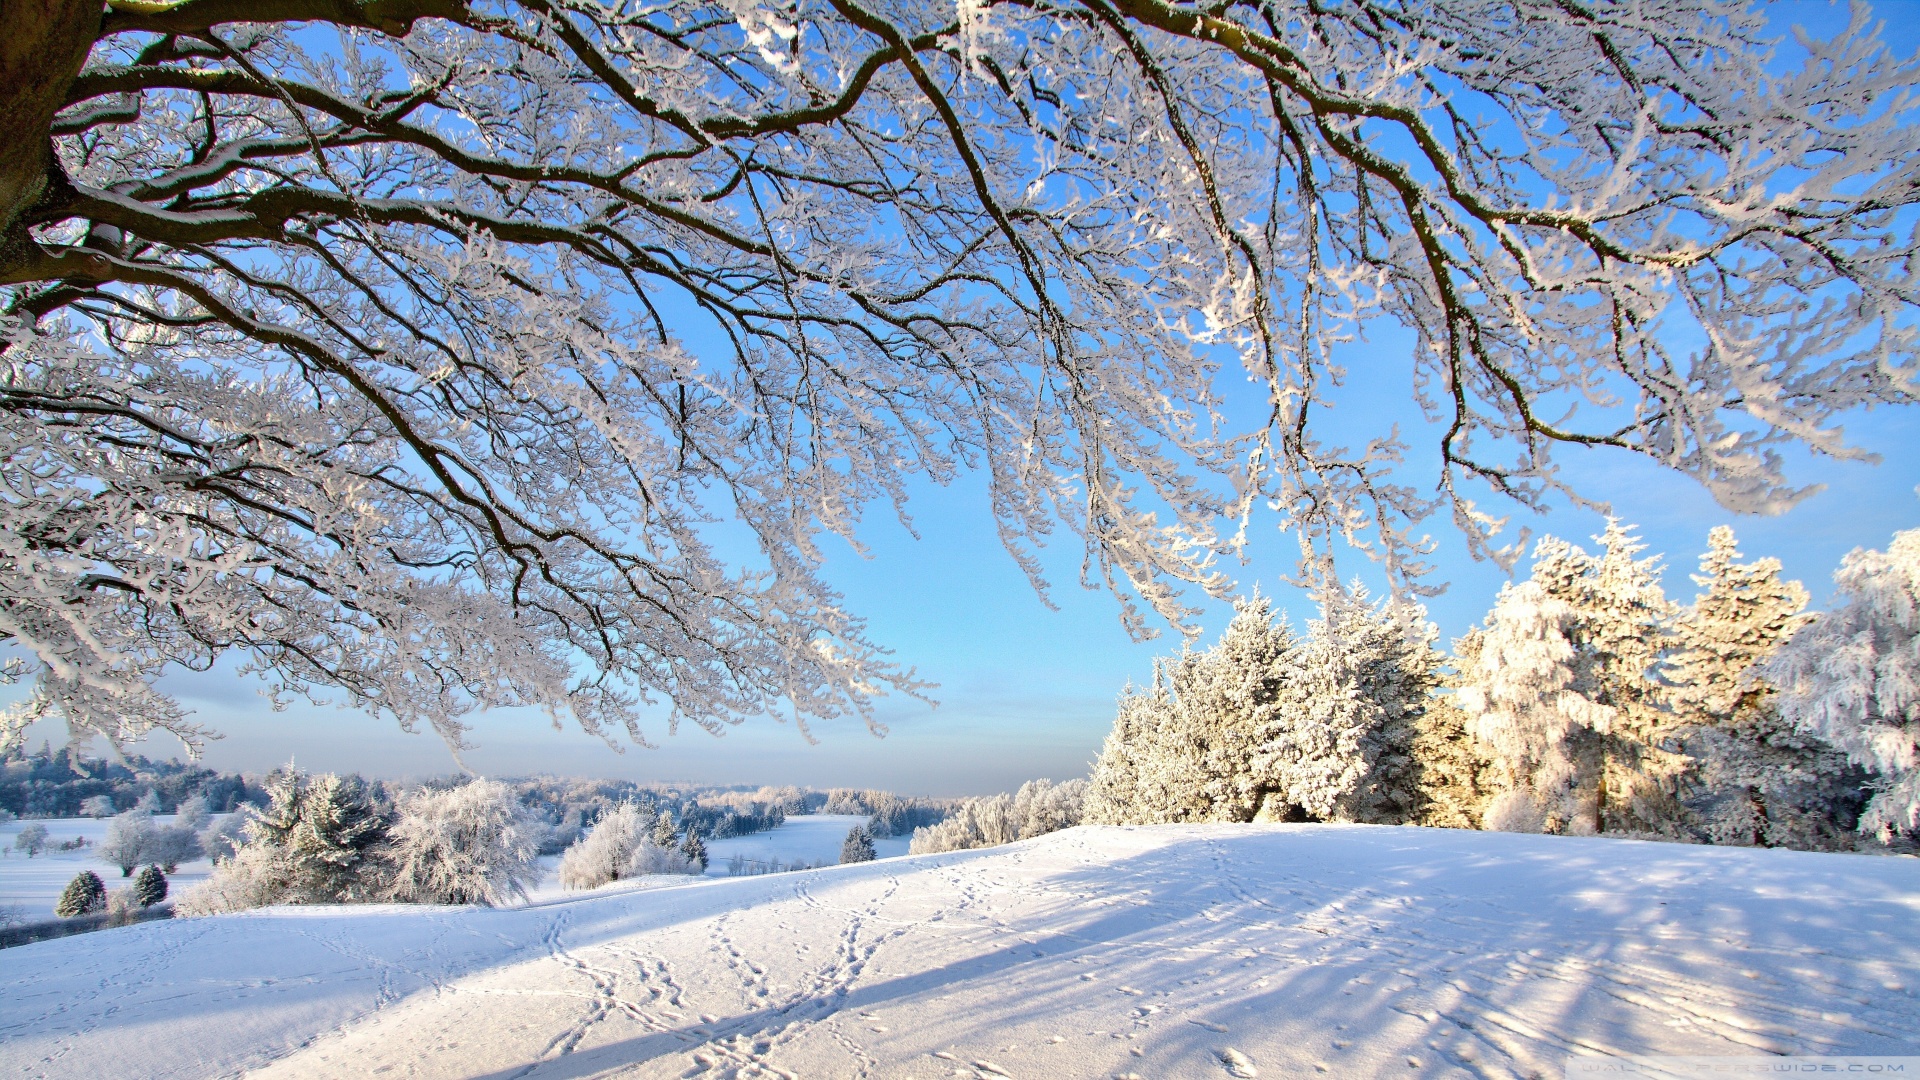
<box><xmin>2</xmin><ymin>825</ymin><xmax>1915</xmax><ymax>1079</ymax></box>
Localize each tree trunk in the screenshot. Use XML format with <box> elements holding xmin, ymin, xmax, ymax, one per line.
<box><xmin>0</xmin><ymin>0</ymin><xmax>99</xmax><ymax>277</ymax></box>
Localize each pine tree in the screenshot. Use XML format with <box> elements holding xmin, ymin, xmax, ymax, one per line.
<box><xmin>55</xmin><ymin>871</ymin><xmax>106</xmax><ymax>917</ymax></box>
<box><xmin>1082</xmin><ymin>596</ymin><xmax>1295</xmax><ymax>825</ymax></box>
<box><xmin>132</xmin><ymin>865</ymin><xmax>168</xmax><ymax>907</ymax></box>
<box><xmin>1669</xmin><ymin>527</ymin><xmax>1864</xmax><ymax>850</ymax></box>
<box><xmin>284</xmin><ymin>774</ymin><xmax>391</xmax><ymax>903</ymax></box>
<box><xmin>651</xmin><ymin>809</ymin><xmax>678</xmax><ymax>848</ymax></box>
<box><xmin>1461</xmin><ymin>524</ymin><xmax>1686</xmax><ymax>836</ymax></box>
<box><xmin>1255</xmin><ymin>581</ymin><xmax>1439</xmax><ymax>824</ymax></box>
<box><xmin>200</xmin><ymin>765</ymin><xmax>392</xmax><ymax>907</ymax></box>
<box><xmin>1765</xmin><ymin>525</ymin><xmax>1920</xmax><ymax>842</ymax></box>
<box><xmin>1411</xmin><ymin>681</ymin><xmax>1493</xmax><ymax>831</ymax></box>
<box><xmin>1082</xmin><ymin>693</ymin><xmax>1146</xmax><ymax>826</ymax></box>
<box><xmin>679</xmin><ymin>829</ymin><xmax>708</xmax><ymax>873</ymax></box>
<box><xmin>840</xmin><ymin>824</ymin><xmax>877</xmax><ymax>864</ymax></box>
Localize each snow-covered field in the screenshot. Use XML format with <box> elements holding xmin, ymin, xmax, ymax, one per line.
<box><xmin>3</xmin><ymin>824</ymin><xmax>1916</xmax><ymax>1079</ymax></box>
<box><xmin>0</xmin><ymin>816</ymin><xmax>226</xmax><ymax>921</ymax></box>
<box><xmin>699</xmin><ymin>812</ymin><xmax>912</xmax><ymax>871</ymax></box>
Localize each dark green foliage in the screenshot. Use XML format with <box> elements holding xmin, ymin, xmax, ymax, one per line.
<box><xmin>55</xmin><ymin>871</ymin><xmax>106</xmax><ymax>917</ymax></box>
<box><xmin>840</xmin><ymin>824</ymin><xmax>876</xmax><ymax>864</ymax></box>
<box><xmin>133</xmin><ymin>865</ymin><xmax>168</xmax><ymax>907</ymax></box>
<box><xmin>679</xmin><ymin>829</ymin><xmax>707</xmax><ymax>872</ymax></box>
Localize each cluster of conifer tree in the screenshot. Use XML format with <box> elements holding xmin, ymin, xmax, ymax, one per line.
<box><xmin>1086</xmin><ymin>522</ymin><xmax>1920</xmax><ymax>852</ymax></box>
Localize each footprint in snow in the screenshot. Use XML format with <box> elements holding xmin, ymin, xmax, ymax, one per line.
<box><xmin>1189</xmin><ymin>1018</ymin><xmax>1229</xmax><ymax>1032</ymax></box>
<box><xmin>1220</xmin><ymin>1047</ymin><xmax>1258</xmax><ymax>1078</ymax></box>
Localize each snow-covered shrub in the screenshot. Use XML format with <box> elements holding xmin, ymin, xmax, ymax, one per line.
<box><xmin>1765</xmin><ymin>524</ymin><xmax>1920</xmax><ymax>842</ymax></box>
<box><xmin>133</xmin><ymin>790</ymin><xmax>164</xmax><ymax>814</ymax></box>
<box><xmin>80</xmin><ymin>795</ymin><xmax>115</xmax><ymax>818</ymax></box>
<box><xmin>558</xmin><ymin>802</ymin><xmax>653</xmax><ymax>890</ymax></box>
<box><xmin>55</xmin><ymin>871</ymin><xmax>106</xmax><ymax>917</ymax></box>
<box><xmin>199</xmin><ymin>814</ymin><xmax>246</xmax><ymax>862</ymax></box>
<box><xmin>625</xmin><ymin>840</ymin><xmax>696</xmax><ymax>877</ymax></box>
<box><xmin>841</xmin><ymin>824</ymin><xmax>876</xmax><ymax>864</ymax></box>
<box><xmin>1481</xmin><ymin>790</ymin><xmax>1546</xmax><ymax>834</ymax></box>
<box><xmin>104</xmin><ymin>887</ymin><xmax>141</xmax><ymax>926</ymax></box>
<box><xmin>386</xmin><ymin>779</ymin><xmax>542</xmax><ymax>907</ymax></box>
<box><xmin>132</xmin><ymin>865</ymin><xmax>168</xmax><ymax>907</ymax></box>
<box><xmin>99</xmin><ymin>811</ymin><xmax>155</xmax><ymax>876</ymax></box>
<box><xmin>177</xmin><ymin>843</ymin><xmax>285</xmax><ymax>916</ymax></box>
<box><xmin>910</xmin><ymin>779</ymin><xmax>1087</xmax><ymax>855</ymax></box>
<box><xmin>147</xmin><ymin>823</ymin><xmax>202</xmax><ymax>872</ymax></box>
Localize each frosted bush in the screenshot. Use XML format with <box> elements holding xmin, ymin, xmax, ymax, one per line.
<box><xmin>625</xmin><ymin>841</ymin><xmax>696</xmax><ymax>877</ymax></box>
<box><xmin>177</xmin><ymin>844</ymin><xmax>287</xmax><ymax>917</ymax></box>
<box><xmin>910</xmin><ymin>780</ymin><xmax>1086</xmax><ymax>855</ymax></box>
<box><xmin>1481</xmin><ymin>791</ymin><xmax>1547</xmax><ymax>835</ymax></box>
<box><xmin>386</xmin><ymin>780</ymin><xmax>542</xmax><ymax>907</ymax></box>
<box><xmin>558</xmin><ymin>803</ymin><xmax>653</xmax><ymax>890</ymax></box>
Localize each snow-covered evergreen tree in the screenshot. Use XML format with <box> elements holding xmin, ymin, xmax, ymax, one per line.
<box><xmin>386</xmin><ymin>780</ymin><xmax>543</xmax><ymax>907</ymax></box>
<box><xmin>840</xmin><ymin>825</ymin><xmax>877</xmax><ymax>864</ymax></box>
<box><xmin>1082</xmin><ymin>597</ymin><xmax>1295</xmax><ymax>825</ymax></box>
<box><xmin>1082</xmin><ymin>693</ymin><xmax>1147</xmax><ymax>826</ymax></box>
<box><xmin>679</xmin><ymin>829</ymin><xmax>707</xmax><ymax>873</ymax></box>
<box><xmin>54</xmin><ymin>871</ymin><xmax>105</xmax><ymax>917</ymax></box>
<box><xmin>1254</xmin><ymin>581</ymin><xmax>1439</xmax><ymax>824</ymax></box>
<box><xmin>1670</xmin><ymin>527</ymin><xmax>1864</xmax><ymax>850</ymax></box>
<box><xmin>280</xmin><ymin>773</ymin><xmax>392</xmax><ymax>903</ymax></box>
<box><xmin>1460</xmin><ymin>524</ymin><xmax>1685</xmax><ymax>836</ymax></box>
<box><xmin>1411</xmin><ymin>687</ymin><xmax>1494</xmax><ymax>830</ymax></box>
<box><xmin>132</xmin><ymin>865</ymin><xmax>167</xmax><ymax>908</ymax></box>
<box><xmin>651</xmin><ymin>810</ymin><xmax>678</xmax><ymax>849</ymax></box>
<box><xmin>1765</xmin><ymin>524</ymin><xmax>1920</xmax><ymax>842</ymax></box>
<box><xmin>180</xmin><ymin>766</ymin><xmax>391</xmax><ymax>912</ymax></box>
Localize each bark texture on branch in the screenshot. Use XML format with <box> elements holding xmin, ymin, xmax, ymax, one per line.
<box><xmin>0</xmin><ymin>0</ymin><xmax>99</xmax><ymax>276</ymax></box>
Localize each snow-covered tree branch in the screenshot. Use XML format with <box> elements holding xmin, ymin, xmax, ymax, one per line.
<box><xmin>3</xmin><ymin>0</ymin><xmax>1916</xmax><ymax>753</ymax></box>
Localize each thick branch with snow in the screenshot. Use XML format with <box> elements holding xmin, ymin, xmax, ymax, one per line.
<box><xmin>2</xmin><ymin>0</ymin><xmax>1915</xmax><ymax>752</ymax></box>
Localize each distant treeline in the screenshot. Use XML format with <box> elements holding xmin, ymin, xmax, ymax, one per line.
<box><xmin>2</xmin><ymin>747</ymin><xmax>960</xmax><ymax>850</ymax></box>
<box><xmin>1</xmin><ymin>744</ymin><xmax>264</xmax><ymax>818</ymax></box>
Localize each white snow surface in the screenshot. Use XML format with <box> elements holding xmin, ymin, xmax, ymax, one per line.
<box><xmin>2</xmin><ymin>824</ymin><xmax>1916</xmax><ymax>1079</ymax></box>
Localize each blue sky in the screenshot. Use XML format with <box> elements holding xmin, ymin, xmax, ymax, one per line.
<box><xmin>16</xmin><ymin>0</ymin><xmax>1919</xmax><ymax>796</ymax></box>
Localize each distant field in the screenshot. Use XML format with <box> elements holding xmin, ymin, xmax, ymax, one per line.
<box><xmin>2</xmin><ymin>812</ymin><xmax>908</xmax><ymax>918</ymax></box>
<box><xmin>0</xmin><ymin>816</ymin><xmax>225</xmax><ymax>920</ymax></box>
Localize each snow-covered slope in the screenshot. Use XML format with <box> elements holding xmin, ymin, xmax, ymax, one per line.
<box><xmin>3</xmin><ymin>825</ymin><xmax>1915</xmax><ymax>1079</ymax></box>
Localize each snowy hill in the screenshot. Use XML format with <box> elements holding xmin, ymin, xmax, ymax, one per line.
<box><xmin>3</xmin><ymin>825</ymin><xmax>1916</xmax><ymax>1079</ymax></box>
